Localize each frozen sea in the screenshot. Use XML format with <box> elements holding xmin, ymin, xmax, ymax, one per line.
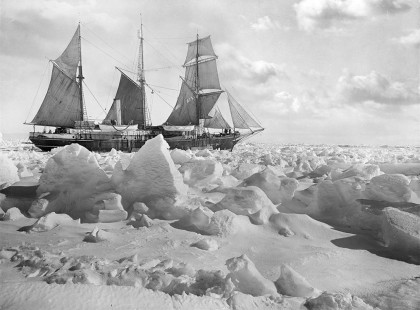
<box><xmin>1</xmin><ymin>136</ymin><xmax>419</xmax><ymax>309</ymax></box>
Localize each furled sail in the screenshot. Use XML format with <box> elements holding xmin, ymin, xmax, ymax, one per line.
<box><xmin>204</xmin><ymin>106</ymin><xmax>231</xmax><ymax>129</ymax></box>
<box><xmin>184</xmin><ymin>36</ymin><xmax>217</xmax><ymax>65</ymax></box>
<box><xmin>104</xmin><ymin>69</ymin><xmax>145</xmax><ymax>126</ymax></box>
<box><xmin>228</xmin><ymin>91</ymin><xmax>263</xmax><ymax>130</ymax></box>
<box><xmin>30</xmin><ymin>26</ymin><xmax>82</xmax><ymax>128</ymax></box>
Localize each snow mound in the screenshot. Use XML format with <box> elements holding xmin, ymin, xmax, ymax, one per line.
<box><xmin>173</xmin><ymin>207</ymin><xmax>214</xmax><ymax>233</ymax></box>
<box><xmin>231</xmin><ymin>163</ymin><xmax>265</xmax><ymax>180</ymax></box>
<box><xmin>0</xmin><ymin>153</ymin><xmax>19</xmax><ymax>187</ymax></box>
<box><xmin>112</xmin><ymin>135</ymin><xmax>188</xmax><ymax>214</ymax></box>
<box><xmin>36</xmin><ymin>144</ymin><xmax>112</xmax><ymax>220</ymax></box>
<box><xmin>174</xmin><ymin>207</ymin><xmax>251</xmax><ymax>237</ymax></box>
<box><xmin>191</xmin><ymin>238</ymin><xmax>219</xmax><ymax>251</ymax></box>
<box><xmin>170</xmin><ymin>148</ymin><xmax>192</xmax><ymax>165</ymax></box>
<box><xmin>97</xmin><ymin>209</ymin><xmax>128</xmax><ymax>223</ymax></box>
<box><xmin>334</xmin><ymin>164</ymin><xmax>382</xmax><ymax>181</ymax></box>
<box><xmin>205</xmin><ymin>210</ymin><xmax>252</xmax><ymax>237</ymax></box>
<box><xmin>28</xmin><ymin>198</ymin><xmax>51</xmax><ymax>218</ymax></box>
<box><xmin>305</xmin><ymin>291</ymin><xmax>374</xmax><ymax>310</ymax></box>
<box><xmin>16</xmin><ymin>162</ymin><xmax>34</xmax><ymax>178</ymax></box>
<box><xmin>179</xmin><ymin>158</ymin><xmax>223</xmax><ymax>186</ymax></box>
<box><xmin>381</xmin><ymin>207</ymin><xmax>420</xmax><ymax>261</ymax></box>
<box><xmin>83</xmin><ymin>226</ymin><xmax>113</xmax><ymax>243</ymax></box>
<box><xmin>269</xmin><ymin>213</ymin><xmax>335</xmax><ymax>240</ymax></box>
<box><xmin>195</xmin><ymin>149</ymin><xmax>213</xmax><ymax>157</ymax></box>
<box><xmin>132</xmin><ymin>202</ymin><xmax>149</xmax><ymax>218</ymax></box>
<box><xmin>31</xmin><ymin>212</ymin><xmax>79</xmax><ymax>231</ymax></box>
<box><xmin>214</xmin><ymin>186</ymin><xmax>278</xmax><ymax>225</ymax></box>
<box><xmin>225</xmin><ymin>254</ymin><xmax>278</xmax><ymax>297</ymax></box>
<box><xmin>146</xmin><ymin>194</ymin><xmax>202</xmax><ymax>220</ymax></box>
<box><xmin>365</xmin><ymin>174</ymin><xmax>414</xmax><ymax>203</ymax></box>
<box><xmin>228</xmin><ymin>291</ymin><xmax>304</xmax><ymax>310</ymax></box>
<box><xmin>83</xmin><ymin>192</ymin><xmax>128</xmax><ymax>223</ymax></box>
<box><xmin>128</xmin><ymin>214</ymin><xmax>154</xmax><ymax>228</ymax></box>
<box><xmin>240</xmin><ymin>168</ymin><xmax>283</xmax><ymax>204</ymax></box>
<box><xmin>275</xmin><ymin>264</ymin><xmax>320</xmax><ymax>298</ymax></box>
<box><xmin>379</xmin><ymin>163</ymin><xmax>420</xmax><ymax>176</ymax></box>
<box><xmin>3</xmin><ymin>207</ymin><xmax>25</xmax><ymax>221</ymax></box>
<box><xmin>315</xmin><ymin>179</ymin><xmax>363</xmax><ymax>219</ymax></box>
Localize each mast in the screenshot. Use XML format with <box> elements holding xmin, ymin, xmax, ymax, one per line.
<box><xmin>195</xmin><ymin>33</ymin><xmax>200</xmax><ymax>125</ymax></box>
<box><xmin>137</xmin><ymin>15</ymin><xmax>148</xmax><ymax>129</ymax></box>
<box><xmin>77</xmin><ymin>23</ymin><xmax>86</xmax><ymax>122</ymax></box>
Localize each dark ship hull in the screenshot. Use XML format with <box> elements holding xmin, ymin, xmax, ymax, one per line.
<box><xmin>29</xmin><ymin>132</ymin><xmax>239</xmax><ymax>152</ymax></box>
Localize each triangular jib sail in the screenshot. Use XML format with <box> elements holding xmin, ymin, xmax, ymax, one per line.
<box><xmin>103</xmin><ymin>69</ymin><xmax>146</xmax><ymax>127</ymax></box>
<box><xmin>30</xmin><ymin>25</ymin><xmax>83</xmax><ymax>128</ymax></box>
<box><xmin>227</xmin><ymin>91</ymin><xmax>263</xmax><ymax>130</ymax></box>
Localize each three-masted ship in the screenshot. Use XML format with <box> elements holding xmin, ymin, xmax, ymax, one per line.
<box><xmin>27</xmin><ymin>23</ymin><xmax>264</xmax><ymax>152</ymax></box>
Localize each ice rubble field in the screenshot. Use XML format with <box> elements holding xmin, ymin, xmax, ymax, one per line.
<box><xmin>0</xmin><ymin>135</ymin><xmax>420</xmax><ymax>310</ymax></box>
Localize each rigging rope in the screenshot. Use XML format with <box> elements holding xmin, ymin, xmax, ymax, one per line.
<box><xmin>25</xmin><ymin>60</ymin><xmax>50</xmax><ymax>123</ymax></box>
<box><xmin>147</xmin><ymin>83</ymin><xmax>179</xmax><ymax>91</ymax></box>
<box><xmin>82</xmin><ymin>24</ymin><xmax>133</xmax><ymax>64</ymax></box>
<box><xmin>145</xmin><ymin>83</ymin><xmax>174</xmax><ymax>109</ymax></box>
<box><xmin>102</xmin><ymin>69</ymin><xmax>118</xmax><ymax>117</ymax></box>
<box><xmin>82</xmin><ymin>37</ymin><xmax>131</xmax><ymax>71</ymax></box>
<box><xmin>143</xmin><ymin>40</ymin><xmax>179</xmax><ymax>69</ymax></box>
<box><xmin>82</xmin><ymin>80</ymin><xmax>107</xmax><ymax>114</ymax></box>
<box><xmin>142</xmin><ymin>25</ymin><xmax>182</xmax><ymax>67</ymax></box>
<box><xmin>111</xmin><ymin>123</ymin><xmax>135</xmax><ymax>132</ymax></box>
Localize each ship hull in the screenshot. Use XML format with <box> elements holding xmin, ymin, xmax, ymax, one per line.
<box><xmin>29</xmin><ymin>134</ymin><xmax>238</xmax><ymax>152</ymax></box>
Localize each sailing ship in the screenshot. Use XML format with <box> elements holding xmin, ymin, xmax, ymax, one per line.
<box><xmin>27</xmin><ymin>23</ymin><xmax>264</xmax><ymax>152</ymax></box>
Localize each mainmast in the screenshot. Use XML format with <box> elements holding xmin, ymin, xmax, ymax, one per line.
<box><xmin>137</xmin><ymin>15</ymin><xmax>149</xmax><ymax>129</ymax></box>
<box><xmin>77</xmin><ymin>23</ymin><xmax>87</xmax><ymax>121</ymax></box>
<box><xmin>195</xmin><ymin>33</ymin><xmax>201</xmax><ymax>126</ymax></box>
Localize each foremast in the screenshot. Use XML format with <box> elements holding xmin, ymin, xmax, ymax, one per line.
<box><xmin>29</xmin><ymin>24</ymin><xmax>87</xmax><ymax>128</ymax></box>
<box><xmin>77</xmin><ymin>23</ymin><xmax>87</xmax><ymax>122</ymax></box>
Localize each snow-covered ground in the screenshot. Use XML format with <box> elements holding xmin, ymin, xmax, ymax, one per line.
<box><xmin>1</xmin><ymin>136</ymin><xmax>419</xmax><ymax>310</ymax></box>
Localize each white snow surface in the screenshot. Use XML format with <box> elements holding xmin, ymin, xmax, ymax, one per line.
<box><xmin>112</xmin><ymin>135</ymin><xmax>188</xmax><ymax>216</ymax></box>
<box><xmin>1</xmin><ymin>142</ymin><xmax>420</xmax><ymax>309</ymax></box>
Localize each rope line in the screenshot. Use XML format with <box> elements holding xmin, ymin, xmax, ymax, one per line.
<box><xmin>145</xmin><ymin>83</ymin><xmax>174</xmax><ymax>109</ymax></box>
<box><xmin>82</xmin><ymin>37</ymin><xmax>131</xmax><ymax>71</ymax></box>
<box><xmin>82</xmin><ymin>81</ymin><xmax>107</xmax><ymax>114</ymax></box>
<box><xmin>82</xmin><ymin>24</ymin><xmax>132</xmax><ymax>63</ymax></box>
<box><xmin>25</xmin><ymin>61</ymin><xmax>50</xmax><ymax>123</ymax></box>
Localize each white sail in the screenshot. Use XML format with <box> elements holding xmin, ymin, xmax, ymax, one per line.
<box><xmin>103</xmin><ymin>69</ymin><xmax>145</xmax><ymax>127</ymax></box>
<box><xmin>54</xmin><ymin>25</ymin><xmax>81</xmax><ymax>79</ymax></box>
<box><xmin>184</xmin><ymin>36</ymin><xmax>217</xmax><ymax>66</ymax></box>
<box><xmin>185</xmin><ymin>59</ymin><xmax>221</xmax><ymax>91</ymax></box>
<box><xmin>166</xmin><ymin>81</ymin><xmax>197</xmax><ymax>125</ymax></box>
<box><xmin>204</xmin><ymin>106</ymin><xmax>231</xmax><ymax>129</ymax></box>
<box><xmin>30</xmin><ymin>65</ymin><xmax>81</xmax><ymax>127</ymax></box>
<box><xmin>30</xmin><ymin>26</ymin><xmax>82</xmax><ymax>128</ymax></box>
<box><xmin>228</xmin><ymin>91</ymin><xmax>263</xmax><ymax>130</ymax></box>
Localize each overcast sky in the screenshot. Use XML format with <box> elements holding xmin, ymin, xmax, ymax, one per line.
<box><xmin>0</xmin><ymin>0</ymin><xmax>419</xmax><ymax>145</ymax></box>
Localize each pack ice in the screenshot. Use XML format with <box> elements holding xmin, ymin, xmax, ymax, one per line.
<box><xmin>1</xmin><ymin>139</ymin><xmax>420</xmax><ymax>310</ymax></box>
